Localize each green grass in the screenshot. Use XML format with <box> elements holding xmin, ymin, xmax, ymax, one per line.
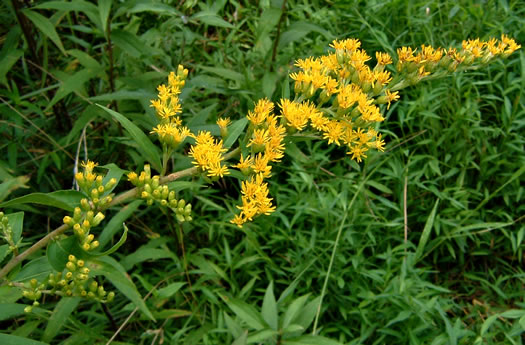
<box><xmin>0</xmin><ymin>0</ymin><xmax>524</xmax><ymax>344</ymax></box>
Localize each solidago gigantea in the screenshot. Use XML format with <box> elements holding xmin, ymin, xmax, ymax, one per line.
<box><xmin>147</xmin><ymin>35</ymin><xmax>520</xmax><ymax>228</ymax></box>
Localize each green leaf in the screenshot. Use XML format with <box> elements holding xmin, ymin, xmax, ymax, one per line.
<box><xmin>42</xmin><ymin>297</ymin><xmax>81</xmax><ymax>342</ymax></box>
<box><xmin>90</xmin><ymin>224</ymin><xmax>128</xmax><ymax>257</ymax></box>
<box><xmin>247</xmin><ymin>329</ymin><xmax>279</xmax><ymax>343</ymax></box>
<box><xmin>98</xmin><ymin>0</ymin><xmax>112</xmax><ymax>34</ymax></box>
<box><xmin>0</xmin><ymin>190</ymin><xmax>85</xmax><ymax>212</ymax></box>
<box><xmin>0</xmin><ymin>50</ymin><xmax>23</xmax><ymax>86</ymax></box>
<box><xmin>415</xmin><ymin>199</ymin><xmax>439</xmax><ymax>261</ymax></box>
<box><xmin>192</xmin><ymin>11</ymin><xmax>234</xmax><ymax>28</ymax></box>
<box><xmin>46</xmin><ymin>69</ymin><xmax>98</xmax><ymax>111</ymax></box>
<box><xmin>47</xmin><ymin>236</ymin><xmax>76</xmax><ymax>272</ymax></box>
<box><xmin>6</xmin><ymin>212</ymin><xmax>24</xmax><ymax>244</ymax></box>
<box><xmin>156</xmin><ymin>282</ymin><xmax>185</xmax><ymax>299</ymax></box>
<box><xmin>221</xmin><ymin>295</ymin><xmax>267</xmax><ymax>330</ymax></box>
<box><xmin>0</xmin><ymin>333</ymin><xmax>49</xmax><ymax>345</ymax></box>
<box><xmin>22</xmin><ymin>10</ymin><xmax>67</xmax><ymax>55</ymax></box>
<box><xmin>294</xmin><ymin>296</ymin><xmax>321</xmax><ymax>331</ymax></box>
<box><xmin>480</xmin><ymin>314</ymin><xmax>499</xmax><ymax>335</ymax></box>
<box><xmin>88</xmin><ymin>257</ymin><xmax>155</xmax><ymax>321</ymax></box>
<box><xmin>121</xmin><ymin>247</ymin><xmax>176</xmax><ymax>270</ymax></box>
<box><xmin>128</xmin><ymin>2</ymin><xmax>180</xmax><ymax>15</ymax></box>
<box><xmin>0</xmin><ymin>176</ymin><xmax>30</xmax><ymax>202</ymax></box>
<box><xmin>98</xmin><ymin>163</ymin><xmax>125</xmax><ymax>195</ymax></box>
<box><xmin>282</xmin><ymin>335</ymin><xmax>342</xmax><ymax>345</ymax></box>
<box><xmin>261</xmin><ymin>281</ymin><xmax>278</xmax><ymax>330</ymax></box>
<box><xmin>197</xmin><ymin>66</ymin><xmax>244</xmax><ymax>83</ymax></box>
<box><xmin>14</xmin><ymin>257</ymin><xmax>53</xmax><ymax>282</ymax></box>
<box><xmin>224</xmin><ymin>118</ymin><xmax>248</xmax><ymax>148</ymax></box>
<box><xmin>67</xmin><ymin>49</ymin><xmax>101</xmax><ymax>70</ymax></box>
<box><xmin>282</xmin><ymin>295</ymin><xmax>310</xmax><ymax>329</ymax></box>
<box><xmin>98</xmin><ymin>200</ymin><xmax>142</xmax><ymax>249</ymax></box>
<box><xmin>97</xmin><ymin>104</ymin><xmax>162</xmax><ymax>172</ymax></box>
<box><xmin>232</xmin><ymin>331</ymin><xmax>248</xmax><ymax>345</ymax></box>
<box><xmin>111</xmin><ymin>29</ymin><xmax>149</xmax><ymax>58</ymax></box>
<box><xmin>0</xmin><ymin>303</ymin><xmax>27</xmax><ymax>321</ymax></box>
<box><xmin>278</xmin><ymin>22</ymin><xmax>332</xmax><ymax>49</ymax></box>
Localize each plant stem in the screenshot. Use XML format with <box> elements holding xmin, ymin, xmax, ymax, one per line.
<box><xmin>0</xmin><ymin>147</ymin><xmax>240</xmax><ymax>281</ymax></box>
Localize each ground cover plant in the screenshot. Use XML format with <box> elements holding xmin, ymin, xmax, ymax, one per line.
<box><xmin>0</xmin><ymin>0</ymin><xmax>524</xmax><ymax>344</ymax></box>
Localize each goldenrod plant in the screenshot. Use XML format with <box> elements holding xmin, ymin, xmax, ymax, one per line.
<box><xmin>0</xmin><ymin>1</ymin><xmax>525</xmax><ymax>345</ymax></box>
<box><xmin>0</xmin><ymin>31</ymin><xmax>520</xmax><ymax>342</ymax></box>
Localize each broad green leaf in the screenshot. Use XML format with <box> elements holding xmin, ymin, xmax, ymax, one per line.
<box><xmin>156</xmin><ymin>282</ymin><xmax>185</xmax><ymax>299</ymax></box>
<box><xmin>67</xmin><ymin>49</ymin><xmax>101</xmax><ymax>70</ymax></box>
<box><xmin>282</xmin><ymin>335</ymin><xmax>342</xmax><ymax>345</ymax></box>
<box><xmin>111</xmin><ymin>29</ymin><xmax>149</xmax><ymax>58</ymax></box>
<box><xmin>294</xmin><ymin>296</ymin><xmax>321</xmax><ymax>331</ymax></box>
<box><xmin>46</xmin><ymin>69</ymin><xmax>98</xmax><ymax>111</ymax></box>
<box><xmin>278</xmin><ymin>22</ymin><xmax>332</xmax><ymax>49</ymax></box>
<box><xmin>0</xmin><ymin>50</ymin><xmax>23</xmax><ymax>86</ymax></box>
<box><xmin>500</xmin><ymin>309</ymin><xmax>525</xmax><ymax>318</ymax></box>
<box><xmin>22</xmin><ymin>10</ymin><xmax>67</xmax><ymax>55</ymax></box>
<box><xmin>14</xmin><ymin>257</ymin><xmax>53</xmax><ymax>282</ymax></box>
<box><xmin>232</xmin><ymin>331</ymin><xmax>248</xmax><ymax>345</ymax></box>
<box><xmin>415</xmin><ymin>199</ymin><xmax>439</xmax><ymax>261</ymax></box>
<box><xmin>121</xmin><ymin>247</ymin><xmax>176</xmax><ymax>270</ymax></box>
<box><xmin>224</xmin><ymin>118</ymin><xmax>248</xmax><ymax>148</ymax></box>
<box><xmin>261</xmin><ymin>281</ymin><xmax>278</xmax><ymax>330</ymax></box>
<box><xmin>47</xmin><ymin>236</ymin><xmax>76</xmax><ymax>272</ymax></box>
<box><xmin>0</xmin><ymin>190</ymin><xmax>85</xmax><ymax>212</ymax></box>
<box><xmin>221</xmin><ymin>295</ymin><xmax>267</xmax><ymax>330</ymax></box>
<box><xmin>90</xmin><ymin>90</ymin><xmax>155</xmax><ymax>102</ymax></box>
<box><xmin>197</xmin><ymin>66</ymin><xmax>244</xmax><ymax>83</ymax></box>
<box><xmin>0</xmin><ymin>333</ymin><xmax>48</xmax><ymax>345</ymax></box>
<box><xmin>480</xmin><ymin>314</ymin><xmax>499</xmax><ymax>335</ymax></box>
<box><xmin>97</xmin><ymin>104</ymin><xmax>162</xmax><ymax>172</ymax></box>
<box><xmin>88</xmin><ymin>257</ymin><xmax>155</xmax><ymax>321</ymax></box>
<box><xmin>128</xmin><ymin>2</ymin><xmax>180</xmax><ymax>15</ymax></box>
<box><xmin>6</xmin><ymin>212</ymin><xmax>24</xmax><ymax>243</ymax></box>
<box><xmin>42</xmin><ymin>297</ymin><xmax>81</xmax><ymax>342</ymax></box>
<box><xmin>192</xmin><ymin>11</ymin><xmax>234</xmax><ymax>28</ymax></box>
<box><xmin>98</xmin><ymin>200</ymin><xmax>142</xmax><ymax>248</ymax></box>
<box><xmin>224</xmin><ymin>312</ymin><xmax>243</xmax><ymax>339</ymax></box>
<box><xmin>98</xmin><ymin>0</ymin><xmax>112</xmax><ymax>34</ymax></box>
<box><xmin>0</xmin><ymin>245</ymin><xmax>9</xmax><ymax>263</ymax></box>
<box><xmin>0</xmin><ymin>303</ymin><xmax>27</xmax><ymax>321</ymax></box>
<box><xmin>247</xmin><ymin>329</ymin><xmax>279</xmax><ymax>343</ymax></box>
<box><xmin>282</xmin><ymin>295</ymin><xmax>310</xmax><ymax>329</ymax></box>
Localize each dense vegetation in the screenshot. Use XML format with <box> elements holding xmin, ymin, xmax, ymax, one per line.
<box><xmin>0</xmin><ymin>0</ymin><xmax>524</xmax><ymax>344</ymax></box>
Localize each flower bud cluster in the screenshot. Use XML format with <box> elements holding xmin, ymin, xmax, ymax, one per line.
<box><xmin>63</xmin><ymin>205</ymin><xmax>103</xmax><ymax>251</ymax></box>
<box><xmin>75</xmin><ymin>161</ymin><xmax>115</xmax><ymax>208</ymax></box>
<box><xmin>0</xmin><ymin>212</ymin><xmax>18</xmax><ymax>254</ymax></box>
<box><xmin>128</xmin><ymin>165</ymin><xmax>192</xmax><ymax>222</ymax></box>
<box><xmin>20</xmin><ymin>255</ymin><xmax>115</xmax><ymax>312</ymax></box>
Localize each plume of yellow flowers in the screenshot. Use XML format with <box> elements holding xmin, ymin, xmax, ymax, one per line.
<box><xmin>145</xmin><ymin>35</ymin><xmax>519</xmax><ymax>229</ymax></box>
<box><xmin>150</xmin><ymin>65</ymin><xmax>193</xmax><ymax>149</ymax></box>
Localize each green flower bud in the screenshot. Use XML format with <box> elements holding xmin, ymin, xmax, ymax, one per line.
<box><xmin>106</xmin><ymin>291</ymin><xmax>115</xmax><ymax>302</ymax></box>
<box><xmin>24</xmin><ymin>306</ymin><xmax>32</xmax><ymax>313</ymax></box>
<box><xmin>73</xmin><ymin>207</ymin><xmax>83</xmax><ymax>221</ymax></box>
<box><xmin>66</xmin><ymin>262</ymin><xmax>76</xmax><ymax>271</ymax></box>
<box><xmin>81</xmin><ymin>198</ymin><xmax>91</xmax><ymax>211</ymax></box>
<box><xmin>92</xmin><ymin>212</ymin><xmax>105</xmax><ymax>226</ymax></box>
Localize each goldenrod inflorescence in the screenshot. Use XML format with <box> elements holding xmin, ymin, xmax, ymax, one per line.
<box><xmin>144</xmin><ymin>35</ymin><xmax>519</xmax><ymax>228</ymax></box>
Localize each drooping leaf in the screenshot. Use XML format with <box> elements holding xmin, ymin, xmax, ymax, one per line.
<box><xmin>97</xmin><ymin>104</ymin><xmax>162</xmax><ymax>172</ymax></box>
<box><xmin>88</xmin><ymin>256</ymin><xmax>155</xmax><ymax>321</ymax></box>
<box><xmin>0</xmin><ymin>190</ymin><xmax>84</xmax><ymax>212</ymax></box>
<box><xmin>220</xmin><ymin>295</ymin><xmax>267</xmax><ymax>330</ymax></box>
<box><xmin>42</xmin><ymin>297</ymin><xmax>81</xmax><ymax>342</ymax></box>
<box><xmin>98</xmin><ymin>200</ymin><xmax>142</xmax><ymax>249</ymax></box>
<box><xmin>22</xmin><ymin>10</ymin><xmax>67</xmax><ymax>55</ymax></box>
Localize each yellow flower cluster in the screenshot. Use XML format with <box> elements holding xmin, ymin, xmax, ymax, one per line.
<box><xmin>189</xmin><ymin>131</ymin><xmax>230</xmax><ymax>178</ymax></box>
<box><xmin>395</xmin><ymin>34</ymin><xmax>521</xmax><ymax>77</ymax></box>
<box><xmin>230</xmin><ymin>99</ymin><xmax>286</xmax><ymax>227</ymax></box>
<box><xmin>150</xmin><ymin>66</ymin><xmax>193</xmax><ymax>149</ymax></box>
<box><xmin>288</xmin><ymin>38</ymin><xmax>389</xmax><ymax>162</ymax></box>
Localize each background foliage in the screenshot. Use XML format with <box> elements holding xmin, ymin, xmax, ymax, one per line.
<box><xmin>0</xmin><ymin>0</ymin><xmax>524</xmax><ymax>344</ymax></box>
